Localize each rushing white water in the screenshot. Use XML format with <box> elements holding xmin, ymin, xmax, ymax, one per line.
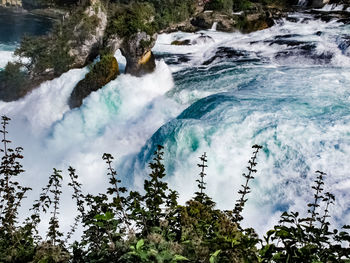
<box><xmin>1</xmin><ymin>11</ymin><xmax>350</xmax><ymax>236</ymax></box>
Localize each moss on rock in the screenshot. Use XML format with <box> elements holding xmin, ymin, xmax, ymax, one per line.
<box><xmin>69</xmin><ymin>54</ymin><xmax>119</xmax><ymax>109</ymax></box>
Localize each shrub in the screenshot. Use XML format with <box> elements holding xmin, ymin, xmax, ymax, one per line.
<box><xmin>0</xmin><ymin>62</ymin><xmax>30</xmax><ymax>102</ymax></box>
<box><xmin>69</xmin><ymin>54</ymin><xmax>119</xmax><ymax>108</ymax></box>
<box><xmin>205</xmin><ymin>0</ymin><xmax>234</xmax><ymax>12</ymax></box>
<box><xmin>107</xmin><ymin>2</ymin><xmax>156</xmax><ymax>38</ymax></box>
<box><xmin>0</xmin><ymin>116</ymin><xmax>349</xmax><ymax>263</ymax></box>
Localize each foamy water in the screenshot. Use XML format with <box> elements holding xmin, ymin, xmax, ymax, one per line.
<box><xmin>1</xmin><ymin>9</ymin><xmax>350</xmax><ymax>237</ymax></box>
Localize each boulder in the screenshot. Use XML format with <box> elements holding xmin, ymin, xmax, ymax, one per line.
<box><xmin>171</xmin><ymin>39</ymin><xmax>192</xmax><ymax>45</ymax></box>
<box><xmin>69</xmin><ymin>55</ymin><xmax>119</xmax><ymax>109</ymax></box>
<box><xmin>191</xmin><ymin>34</ymin><xmax>215</xmax><ymax>45</ymax></box>
<box><xmin>310</xmin><ymin>0</ymin><xmax>330</xmax><ymax>8</ymax></box>
<box><xmin>120</xmin><ymin>31</ymin><xmax>157</xmax><ymax>76</ymax></box>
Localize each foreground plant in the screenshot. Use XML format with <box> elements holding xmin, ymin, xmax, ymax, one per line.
<box><xmin>0</xmin><ymin>115</ymin><xmax>349</xmax><ymax>262</ymax></box>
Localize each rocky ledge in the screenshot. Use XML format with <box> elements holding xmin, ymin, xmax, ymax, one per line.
<box><xmin>0</xmin><ymin>0</ymin><xmax>340</xmax><ymax>107</ymax></box>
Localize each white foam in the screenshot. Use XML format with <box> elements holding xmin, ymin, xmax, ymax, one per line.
<box><xmin>0</xmin><ymin>51</ymin><xmax>15</xmax><ymax>68</ymax></box>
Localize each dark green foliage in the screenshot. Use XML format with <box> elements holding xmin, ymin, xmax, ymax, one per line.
<box><xmin>205</xmin><ymin>0</ymin><xmax>234</xmax><ymax>12</ymax></box>
<box><xmin>149</xmin><ymin>0</ymin><xmax>196</xmax><ymax>30</ymax></box>
<box><xmin>232</xmin><ymin>144</ymin><xmax>262</xmax><ymax>224</ymax></box>
<box><xmin>0</xmin><ymin>116</ymin><xmax>349</xmax><ymax>262</ymax></box>
<box><xmin>0</xmin><ymin>62</ymin><xmax>30</xmax><ymax>102</ymax></box>
<box><xmin>107</xmin><ymin>2</ymin><xmax>156</xmax><ymax>38</ymax></box>
<box><xmin>47</xmin><ymin>169</ymin><xmax>64</xmax><ymax>246</ymax></box>
<box><xmin>143</xmin><ymin>145</ymin><xmax>169</xmax><ymax>231</ymax></box>
<box><xmin>69</xmin><ymin>54</ymin><xmax>119</xmax><ymax>108</ymax></box>
<box><xmin>259</xmin><ymin>171</ymin><xmax>350</xmax><ymax>262</ymax></box>
<box><xmin>232</xmin><ymin>0</ymin><xmax>252</xmax><ymax>11</ymax></box>
<box><xmin>15</xmin><ymin>34</ymin><xmax>73</xmax><ymax>77</ymax></box>
<box><xmin>0</xmin><ymin>116</ymin><xmax>34</xmax><ymax>263</ymax></box>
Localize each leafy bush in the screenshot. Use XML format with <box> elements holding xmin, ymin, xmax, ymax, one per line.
<box><xmin>205</xmin><ymin>0</ymin><xmax>234</xmax><ymax>12</ymax></box>
<box><xmin>107</xmin><ymin>2</ymin><xmax>156</xmax><ymax>38</ymax></box>
<box><xmin>0</xmin><ymin>62</ymin><xmax>30</xmax><ymax>102</ymax></box>
<box><xmin>0</xmin><ymin>116</ymin><xmax>349</xmax><ymax>262</ymax></box>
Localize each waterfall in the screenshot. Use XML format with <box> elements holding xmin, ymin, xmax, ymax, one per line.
<box><xmin>298</xmin><ymin>0</ymin><xmax>308</xmax><ymax>6</ymax></box>
<box><xmin>210</xmin><ymin>22</ymin><xmax>218</xmax><ymax>31</ymax></box>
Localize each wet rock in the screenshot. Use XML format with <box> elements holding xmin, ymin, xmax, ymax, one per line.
<box><xmin>337</xmin><ymin>35</ymin><xmax>350</xmax><ymax>55</ymax></box>
<box><xmin>191</xmin><ymin>11</ymin><xmax>237</xmax><ymax>32</ymax></box>
<box><xmin>203</xmin><ymin>47</ymin><xmax>259</xmax><ymax>65</ymax></box>
<box><xmin>269</xmin><ymin>39</ymin><xmax>310</xmax><ymax>46</ymax></box>
<box><xmin>155</xmin><ymin>53</ymin><xmax>192</xmax><ymax>65</ymax></box>
<box><xmin>310</xmin><ymin>0</ymin><xmax>330</xmax><ymax>8</ymax></box>
<box><xmin>191</xmin><ymin>14</ymin><xmax>214</xmax><ymax>30</ymax></box>
<box><xmin>275</xmin><ymin>43</ymin><xmax>333</xmax><ymax>64</ymax></box>
<box><xmin>120</xmin><ymin>31</ymin><xmax>157</xmax><ymax>76</ymax></box>
<box><xmin>191</xmin><ymin>34</ymin><xmax>215</xmax><ymax>45</ymax></box>
<box><xmin>171</xmin><ymin>39</ymin><xmax>191</xmax><ymax>45</ymax></box>
<box><xmin>275</xmin><ymin>34</ymin><xmax>302</xmax><ymax>39</ymax></box>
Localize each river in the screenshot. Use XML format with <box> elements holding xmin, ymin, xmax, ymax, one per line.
<box><xmin>0</xmin><ymin>5</ymin><xmax>349</xmax><ymax>235</ymax></box>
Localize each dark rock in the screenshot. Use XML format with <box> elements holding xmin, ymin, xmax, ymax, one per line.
<box><xmin>190</xmin><ymin>15</ymin><xmax>213</xmax><ymax>30</ymax></box>
<box><xmin>120</xmin><ymin>31</ymin><xmax>157</xmax><ymax>76</ymax></box>
<box><xmin>155</xmin><ymin>53</ymin><xmax>192</xmax><ymax>65</ymax></box>
<box><xmin>310</xmin><ymin>0</ymin><xmax>330</xmax><ymax>8</ymax></box>
<box><xmin>69</xmin><ymin>55</ymin><xmax>119</xmax><ymax>109</ymax></box>
<box><xmin>171</xmin><ymin>39</ymin><xmax>192</xmax><ymax>45</ymax></box>
<box><xmin>275</xmin><ymin>34</ymin><xmax>302</xmax><ymax>39</ymax></box>
<box><xmin>275</xmin><ymin>43</ymin><xmax>333</xmax><ymax>64</ymax></box>
<box><xmin>337</xmin><ymin>35</ymin><xmax>350</xmax><ymax>55</ymax></box>
<box><xmin>191</xmin><ymin>34</ymin><xmax>215</xmax><ymax>45</ymax></box>
<box><xmin>203</xmin><ymin>47</ymin><xmax>259</xmax><ymax>65</ymax></box>
<box><xmin>269</xmin><ymin>39</ymin><xmax>310</xmax><ymax>46</ymax></box>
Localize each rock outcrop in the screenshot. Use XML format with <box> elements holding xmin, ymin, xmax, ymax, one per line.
<box><xmin>310</xmin><ymin>0</ymin><xmax>330</xmax><ymax>7</ymax></box>
<box><xmin>69</xmin><ymin>55</ymin><xmax>119</xmax><ymax>108</ymax></box>
<box><xmin>189</xmin><ymin>4</ymin><xmax>285</xmax><ymax>33</ymax></box>
<box><xmin>68</xmin><ymin>0</ymin><xmax>108</xmax><ymax>67</ymax></box>
<box><xmin>119</xmin><ymin>32</ymin><xmax>157</xmax><ymax>76</ymax></box>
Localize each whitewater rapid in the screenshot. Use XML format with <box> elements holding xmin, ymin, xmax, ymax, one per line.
<box><xmin>1</xmin><ymin>10</ymin><xmax>350</xmax><ymax>235</ymax></box>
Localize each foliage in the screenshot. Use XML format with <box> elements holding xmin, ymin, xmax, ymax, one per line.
<box><xmin>15</xmin><ymin>33</ymin><xmax>73</xmax><ymax>77</ymax></box>
<box><xmin>205</xmin><ymin>0</ymin><xmax>234</xmax><ymax>12</ymax></box>
<box><xmin>0</xmin><ymin>62</ymin><xmax>30</xmax><ymax>102</ymax></box>
<box><xmin>68</xmin><ymin>54</ymin><xmax>119</xmax><ymax>108</ymax></box>
<box><xmin>106</xmin><ymin>2</ymin><xmax>156</xmax><ymax>38</ymax></box>
<box><xmin>0</xmin><ymin>116</ymin><xmax>349</xmax><ymax>262</ymax></box>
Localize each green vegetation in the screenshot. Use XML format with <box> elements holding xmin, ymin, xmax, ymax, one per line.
<box><xmin>106</xmin><ymin>0</ymin><xmax>196</xmax><ymax>38</ymax></box>
<box><xmin>205</xmin><ymin>0</ymin><xmax>234</xmax><ymax>12</ymax></box>
<box><xmin>0</xmin><ymin>116</ymin><xmax>349</xmax><ymax>262</ymax></box>
<box><xmin>69</xmin><ymin>54</ymin><xmax>119</xmax><ymax>108</ymax></box>
<box><xmin>0</xmin><ymin>63</ymin><xmax>30</xmax><ymax>102</ymax></box>
<box><xmin>106</xmin><ymin>2</ymin><xmax>156</xmax><ymax>38</ymax></box>
<box><xmin>14</xmin><ymin>34</ymin><xmax>73</xmax><ymax>77</ymax></box>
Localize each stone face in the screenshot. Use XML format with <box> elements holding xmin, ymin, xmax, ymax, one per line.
<box><xmin>69</xmin><ymin>55</ymin><xmax>119</xmax><ymax>109</ymax></box>
<box><xmin>68</xmin><ymin>0</ymin><xmax>108</xmax><ymax>67</ymax></box>
<box><xmin>120</xmin><ymin>31</ymin><xmax>157</xmax><ymax>76</ymax></box>
<box><xmin>310</xmin><ymin>0</ymin><xmax>330</xmax><ymax>8</ymax></box>
<box><xmin>105</xmin><ymin>34</ymin><xmax>123</xmax><ymax>54</ymax></box>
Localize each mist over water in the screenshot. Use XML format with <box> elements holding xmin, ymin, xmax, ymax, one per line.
<box><xmin>1</xmin><ymin>8</ymin><xmax>350</xmax><ymax>235</ymax></box>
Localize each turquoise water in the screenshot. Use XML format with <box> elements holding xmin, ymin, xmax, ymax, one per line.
<box><xmin>1</xmin><ymin>8</ymin><xmax>350</xmax><ymax>234</ymax></box>
<box><xmin>0</xmin><ymin>8</ymin><xmax>53</xmax><ymax>44</ymax></box>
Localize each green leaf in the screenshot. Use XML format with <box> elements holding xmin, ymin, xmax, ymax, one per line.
<box><xmin>209</xmin><ymin>250</ymin><xmax>221</xmax><ymax>263</ymax></box>
<box><xmin>136</xmin><ymin>239</ymin><xmax>144</xmax><ymax>250</ymax></box>
<box><xmin>173</xmin><ymin>255</ymin><xmax>189</xmax><ymax>261</ymax></box>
